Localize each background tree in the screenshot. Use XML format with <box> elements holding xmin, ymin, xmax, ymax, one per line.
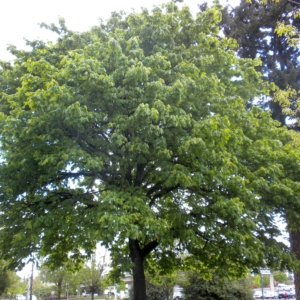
<box><xmin>219</xmin><ymin>0</ymin><xmax>300</xmax><ymax>125</ymax></box>
<box><xmin>274</xmin><ymin>1</ymin><xmax>300</xmax><ymax>47</ymax></box>
<box><xmin>253</xmin><ymin>274</ymin><xmax>269</xmax><ymax>288</ymax></box>
<box><xmin>146</xmin><ymin>281</ymin><xmax>165</xmax><ymax>300</ymax></box>
<box><xmin>78</xmin><ymin>256</ymin><xmax>104</xmax><ymax>300</ymax></box>
<box><xmin>145</xmin><ymin>272</ymin><xmax>178</xmax><ymax>300</ymax></box>
<box><xmin>0</xmin><ymin>262</ymin><xmax>11</xmax><ymax>296</ymax></box>
<box><xmin>1</xmin><ymin>2</ymin><xmax>300</xmax><ymax>300</ymax></box>
<box><xmin>182</xmin><ymin>271</ymin><xmax>254</xmax><ymax>300</ymax></box>
<box><xmin>274</xmin><ymin>272</ymin><xmax>289</xmax><ymax>284</ymax></box>
<box><xmin>39</xmin><ymin>264</ymin><xmax>71</xmax><ymax>300</ymax></box>
<box><xmin>5</xmin><ymin>273</ymin><xmax>26</xmax><ymax>298</ymax></box>
<box><xmin>220</xmin><ymin>1</ymin><xmax>300</xmax><ymax>297</ymax></box>
<box><xmin>32</xmin><ymin>276</ymin><xmax>43</xmax><ymax>299</ymax></box>
<box><xmin>67</xmin><ymin>271</ymin><xmax>82</xmax><ymax>298</ymax></box>
<box><xmin>32</xmin><ymin>284</ymin><xmax>57</xmax><ymax>299</ymax></box>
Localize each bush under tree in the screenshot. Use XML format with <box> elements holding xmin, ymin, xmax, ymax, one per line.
<box><xmin>183</xmin><ymin>272</ymin><xmax>254</xmax><ymax>300</ymax></box>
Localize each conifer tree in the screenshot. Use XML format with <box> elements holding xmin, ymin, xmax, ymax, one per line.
<box><xmin>220</xmin><ymin>0</ymin><xmax>300</xmax><ymax>125</ymax></box>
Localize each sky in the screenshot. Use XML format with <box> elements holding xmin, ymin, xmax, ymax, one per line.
<box><xmin>0</xmin><ymin>0</ymin><xmax>220</xmax><ymax>62</ymax></box>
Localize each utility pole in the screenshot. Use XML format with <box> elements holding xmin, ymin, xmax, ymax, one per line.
<box><xmin>270</xmin><ymin>271</ymin><xmax>275</xmax><ymax>294</ymax></box>
<box><xmin>260</xmin><ymin>273</ymin><xmax>265</xmax><ymax>300</ymax></box>
<box><xmin>26</xmin><ymin>277</ymin><xmax>30</xmax><ymax>300</ymax></box>
<box><xmin>30</xmin><ymin>263</ymin><xmax>33</xmax><ymax>300</ymax></box>
<box><xmin>66</xmin><ymin>283</ymin><xmax>69</xmax><ymax>300</ymax></box>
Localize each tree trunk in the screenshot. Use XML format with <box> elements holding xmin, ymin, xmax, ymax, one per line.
<box><xmin>290</xmin><ymin>231</ymin><xmax>300</xmax><ymax>300</ymax></box>
<box><xmin>129</xmin><ymin>239</ymin><xmax>146</xmax><ymax>300</ymax></box>
<box><xmin>57</xmin><ymin>278</ymin><xmax>63</xmax><ymax>300</ymax></box>
<box><xmin>129</xmin><ymin>238</ymin><xmax>159</xmax><ymax>300</ymax></box>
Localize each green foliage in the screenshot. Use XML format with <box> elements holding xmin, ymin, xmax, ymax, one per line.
<box><xmin>253</xmin><ymin>274</ymin><xmax>269</xmax><ymax>288</ymax></box>
<box><xmin>146</xmin><ymin>271</ymin><xmax>178</xmax><ymax>300</ymax></box>
<box><xmin>183</xmin><ymin>271</ymin><xmax>254</xmax><ymax>300</ymax></box>
<box><xmin>34</xmin><ymin>286</ymin><xmax>56</xmax><ymax>299</ymax></box>
<box><xmin>0</xmin><ymin>261</ymin><xmax>25</xmax><ymax>297</ymax></box>
<box><xmin>220</xmin><ymin>0</ymin><xmax>300</xmax><ymax>126</ymax></box>
<box><xmin>253</xmin><ymin>275</ymin><xmax>261</xmax><ymax>288</ymax></box>
<box><xmin>1</xmin><ymin>2</ymin><xmax>300</xmax><ymax>299</ymax></box>
<box><xmin>273</xmin><ymin>272</ymin><xmax>289</xmax><ymax>284</ymax></box>
<box><xmin>67</xmin><ymin>271</ymin><xmax>82</xmax><ymax>296</ymax></box>
<box><xmin>38</xmin><ymin>263</ymin><xmax>73</xmax><ymax>300</ymax></box>
<box><xmin>0</xmin><ymin>261</ymin><xmax>10</xmax><ymax>296</ymax></box>
<box><xmin>78</xmin><ymin>257</ymin><xmax>104</xmax><ymax>297</ymax></box>
<box><xmin>253</xmin><ymin>271</ymin><xmax>289</xmax><ymax>288</ymax></box>
<box><xmin>5</xmin><ymin>272</ymin><xmax>26</xmax><ymax>297</ymax></box>
<box><xmin>220</xmin><ymin>3</ymin><xmax>300</xmax><ymax>296</ymax></box>
<box><xmin>146</xmin><ymin>281</ymin><xmax>165</xmax><ymax>300</ymax></box>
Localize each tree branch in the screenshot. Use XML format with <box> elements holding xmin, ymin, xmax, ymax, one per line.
<box><xmin>141</xmin><ymin>240</ymin><xmax>159</xmax><ymax>258</ymax></box>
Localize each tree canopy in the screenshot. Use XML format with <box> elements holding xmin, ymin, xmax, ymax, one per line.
<box><xmin>1</xmin><ymin>2</ymin><xmax>300</xmax><ymax>300</ymax></box>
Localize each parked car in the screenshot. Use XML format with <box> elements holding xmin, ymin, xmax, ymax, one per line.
<box><xmin>254</xmin><ymin>291</ymin><xmax>262</xmax><ymax>299</ymax></box>
<box><xmin>278</xmin><ymin>290</ymin><xmax>296</xmax><ymax>299</ymax></box>
<box><xmin>173</xmin><ymin>286</ymin><xmax>184</xmax><ymax>299</ymax></box>
<box><xmin>278</xmin><ymin>284</ymin><xmax>288</xmax><ymax>290</ymax></box>
<box><xmin>264</xmin><ymin>291</ymin><xmax>278</xmax><ymax>299</ymax></box>
<box><xmin>16</xmin><ymin>295</ymin><xmax>37</xmax><ymax>300</ymax></box>
<box><xmin>253</xmin><ymin>290</ymin><xmax>278</xmax><ymax>299</ymax></box>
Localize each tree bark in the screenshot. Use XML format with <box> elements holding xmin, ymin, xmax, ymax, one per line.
<box><xmin>129</xmin><ymin>238</ymin><xmax>159</xmax><ymax>300</ymax></box>
<box><xmin>290</xmin><ymin>231</ymin><xmax>300</xmax><ymax>300</ymax></box>
<box><xmin>57</xmin><ymin>278</ymin><xmax>63</xmax><ymax>300</ymax></box>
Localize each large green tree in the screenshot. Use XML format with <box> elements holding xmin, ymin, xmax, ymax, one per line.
<box><xmin>1</xmin><ymin>2</ymin><xmax>300</xmax><ymax>300</ymax></box>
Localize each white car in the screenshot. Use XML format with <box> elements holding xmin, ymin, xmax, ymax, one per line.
<box><xmin>254</xmin><ymin>291</ymin><xmax>262</xmax><ymax>298</ymax></box>
<box><xmin>16</xmin><ymin>295</ymin><xmax>36</xmax><ymax>300</ymax></box>
<box><xmin>278</xmin><ymin>284</ymin><xmax>288</xmax><ymax>290</ymax></box>
<box><xmin>253</xmin><ymin>291</ymin><xmax>278</xmax><ymax>299</ymax></box>
<box><xmin>264</xmin><ymin>291</ymin><xmax>278</xmax><ymax>299</ymax></box>
<box><xmin>173</xmin><ymin>286</ymin><xmax>184</xmax><ymax>299</ymax></box>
